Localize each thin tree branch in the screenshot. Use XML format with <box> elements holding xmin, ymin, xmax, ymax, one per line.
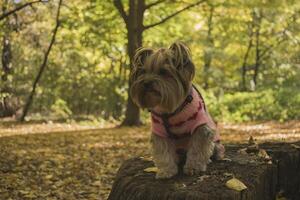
<box><xmin>113</xmin><ymin>0</ymin><xmax>128</xmax><ymax>24</ymax></box>
<box><xmin>255</xmin><ymin>10</ymin><xmax>299</xmax><ymax>61</ymax></box>
<box><xmin>259</xmin><ymin>36</ymin><xmax>287</xmax><ymax>60</ymax></box>
<box><xmin>240</xmin><ymin>17</ymin><xmax>255</xmax><ymax>90</ymax></box>
<box><xmin>144</xmin><ymin>0</ymin><xmax>165</xmax><ymax>10</ymax></box>
<box><xmin>20</xmin><ymin>0</ymin><xmax>62</xmax><ymax>121</ymax></box>
<box><xmin>0</xmin><ymin>0</ymin><xmax>43</xmax><ymax>21</ymax></box>
<box><xmin>253</xmin><ymin>11</ymin><xmax>262</xmax><ymax>87</ymax></box>
<box><xmin>259</xmin><ymin>15</ymin><xmax>297</xmax><ymax>60</ymax></box>
<box><xmin>143</xmin><ymin>0</ymin><xmax>206</xmax><ymax>30</ymax></box>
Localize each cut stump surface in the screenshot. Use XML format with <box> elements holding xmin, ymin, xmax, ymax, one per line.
<box><xmin>108</xmin><ymin>142</ymin><xmax>300</xmax><ymax>200</ymax></box>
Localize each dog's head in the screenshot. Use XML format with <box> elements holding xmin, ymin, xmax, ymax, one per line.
<box><xmin>130</xmin><ymin>42</ymin><xmax>195</xmax><ymax>113</ymax></box>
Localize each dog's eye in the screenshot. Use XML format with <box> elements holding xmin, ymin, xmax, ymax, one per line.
<box><xmin>159</xmin><ymin>68</ymin><xmax>169</xmax><ymax>76</ymax></box>
<box><xmin>138</xmin><ymin>68</ymin><xmax>146</xmax><ymax>75</ymax></box>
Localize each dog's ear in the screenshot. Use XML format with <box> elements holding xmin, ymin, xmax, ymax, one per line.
<box><xmin>169</xmin><ymin>41</ymin><xmax>195</xmax><ymax>81</ymax></box>
<box><xmin>132</xmin><ymin>47</ymin><xmax>154</xmax><ymax>69</ymax></box>
<box><xmin>130</xmin><ymin>47</ymin><xmax>153</xmax><ymax>82</ymax></box>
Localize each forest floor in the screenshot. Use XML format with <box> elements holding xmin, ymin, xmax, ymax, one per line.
<box><xmin>0</xmin><ymin>120</ymin><xmax>299</xmax><ymax>200</ymax></box>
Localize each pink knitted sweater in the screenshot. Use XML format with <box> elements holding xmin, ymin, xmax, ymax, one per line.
<box><xmin>151</xmin><ymin>87</ymin><xmax>220</xmax><ymax>142</ymax></box>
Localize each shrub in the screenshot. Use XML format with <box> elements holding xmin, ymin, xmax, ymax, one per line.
<box><xmin>50</xmin><ymin>99</ymin><xmax>72</xmax><ymax>119</ymax></box>
<box><xmin>203</xmin><ymin>88</ymin><xmax>299</xmax><ymax>122</ymax></box>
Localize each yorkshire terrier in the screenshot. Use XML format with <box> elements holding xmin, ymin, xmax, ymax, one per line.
<box><xmin>130</xmin><ymin>42</ymin><xmax>225</xmax><ymax>179</ymax></box>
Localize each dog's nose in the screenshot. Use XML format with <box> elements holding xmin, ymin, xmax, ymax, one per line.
<box><xmin>143</xmin><ymin>81</ymin><xmax>153</xmax><ymax>89</ymax></box>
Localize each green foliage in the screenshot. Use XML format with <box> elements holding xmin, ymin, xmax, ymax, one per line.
<box><xmin>205</xmin><ymin>87</ymin><xmax>300</xmax><ymax>122</ymax></box>
<box><xmin>0</xmin><ymin>0</ymin><xmax>299</xmax><ymax>122</ymax></box>
<box><xmin>50</xmin><ymin>99</ymin><xmax>72</xmax><ymax>119</ymax></box>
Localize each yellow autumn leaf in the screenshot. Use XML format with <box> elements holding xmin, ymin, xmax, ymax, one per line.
<box><xmin>140</xmin><ymin>156</ymin><xmax>153</xmax><ymax>161</ymax></box>
<box><xmin>237</xmin><ymin>148</ymin><xmax>248</xmax><ymax>155</ymax></box>
<box><xmin>258</xmin><ymin>149</ymin><xmax>271</xmax><ymax>160</ymax></box>
<box><xmin>144</xmin><ymin>167</ymin><xmax>158</xmax><ymax>173</ymax></box>
<box><xmin>91</xmin><ymin>180</ymin><xmax>101</xmax><ymax>186</ymax></box>
<box><xmin>226</xmin><ymin>178</ymin><xmax>247</xmax><ymax>191</ymax></box>
<box><xmin>24</xmin><ymin>192</ymin><xmax>37</xmax><ymax>198</ymax></box>
<box><xmin>19</xmin><ymin>190</ymin><xmax>30</xmax><ymax>195</ymax></box>
<box><xmin>45</xmin><ymin>174</ymin><xmax>53</xmax><ymax>179</ymax></box>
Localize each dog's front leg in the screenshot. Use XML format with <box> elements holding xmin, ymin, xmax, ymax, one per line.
<box><xmin>151</xmin><ymin>134</ymin><xmax>178</xmax><ymax>179</ymax></box>
<box><xmin>184</xmin><ymin>125</ymin><xmax>215</xmax><ymax>175</ymax></box>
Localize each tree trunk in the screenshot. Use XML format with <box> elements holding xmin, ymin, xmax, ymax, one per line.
<box><xmin>248</xmin><ymin>9</ymin><xmax>262</xmax><ymax>91</ymax></box>
<box><xmin>108</xmin><ymin>142</ymin><xmax>300</xmax><ymax>200</ymax></box>
<box><xmin>241</xmin><ymin>38</ymin><xmax>252</xmax><ymax>91</ymax></box>
<box><xmin>252</xmin><ymin>16</ymin><xmax>261</xmax><ymax>90</ymax></box>
<box><xmin>1</xmin><ymin>35</ymin><xmax>12</xmax><ymax>82</ymax></box>
<box><xmin>121</xmin><ymin>0</ymin><xmax>145</xmax><ymax>126</ymax></box>
<box><xmin>1</xmin><ymin>34</ymin><xmax>14</xmax><ymax>117</ymax></box>
<box><xmin>113</xmin><ymin>0</ymin><xmax>207</xmax><ymax>126</ymax></box>
<box><xmin>203</xmin><ymin>6</ymin><xmax>214</xmax><ymax>89</ymax></box>
<box><xmin>0</xmin><ymin>1</ymin><xmax>19</xmax><ymax>118</ymax></box>
<box><xmin>240</xmin><ymin>14</ymin><xmax>255</xmax><ymax>91</ymax></box>
<box><xmin>19</xmin><ymin>0</ymin><xmax>62</xmax><ymax>121</ymax></box>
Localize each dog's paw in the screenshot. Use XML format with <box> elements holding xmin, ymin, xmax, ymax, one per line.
<box><xmin>155</xmin><ymin>168</ymin><xmax>177</xmax><ymax>179</ymax></box>
<box><xmin>183</xmin><ymin>164</ymin><xmax>207</xmax><ymax>176</ymax></box>
<box><xmin>213</xmin><ymin>143</ymin><xmax>225</xmax><ymax>160</ymax></box>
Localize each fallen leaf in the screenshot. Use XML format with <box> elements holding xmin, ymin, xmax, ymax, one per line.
<box><xmin>24</xmin><ymin>192</ymin><xmax>36</xmax><ymax>198</ymax></box>
<box><xmin>198</xmin><ymin>175</ymin><xmax>210</xmax><ymax>182</ymax></box>
<box><xmin>40</xmin><ymin>192</ymin><xmax>51</xmax><ymax>197</ymax></box>
<box><xmin>258</xmin><ymin>149</ymin><xmax>271</xmax><ymax>160</ymax></box>
<box><xmin>175</xmin><ymin>182</ymin><xmax>186</xmax><ymax>189</ymax></box>
<box><xmin>45</xmin><ymin>174</ymin><xmax>53</xmax><ymax>180</ymax></box>
<box><xmin>140</xmin><ymin>156</ymin><xmax>152</xmax><ymax>161</ymax></box>
<box><xmin>226</xmin><ymin>178</ymin><xmax>247</xmax><ymax>191</ymax></box>
<box><xmin>237</xmin><ymin>148</ymin><xmax>248</xmax><ymax>154</ymax></box>
<box><xmin>222</xmin><ymin>158</ymin><xmax>232</xmax><ymax>162</ymax></box>
<box><xmin>248</xmin><ymin>136</ymin><xmax>256</xmax><ymax>145</ymax></box>
<box><xmin>19</xmin><ymin>190</ymin><xmax>29</xmax><ymax>195</ymax></box>
<box><xmin>144</xmin><ymin>167</ymin><xmax>158</xmax><ymax>173</ymax></box>
<box><xmin>91</xmin><ymin>180</ymin><xmax>101</xmax><ymax>186</ymax></box>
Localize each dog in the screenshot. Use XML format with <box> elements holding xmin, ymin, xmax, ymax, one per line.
<box><xmin>130</xmin><ymin>42</ymin><xmax>225</xmax><ymax>179</ymax></box>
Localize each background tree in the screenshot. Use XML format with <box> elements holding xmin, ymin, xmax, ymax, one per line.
<box><xmin>113</xmin><ymin>0</ymin><xmax>207</xmax><ymax>126</ymax></box>
<box><xmin>0</xmin><ymin>0</ymin><xmax>299</xmax><ymax>122</ymax></box>
<box><xmin>19</xmin><ymin>0</ymin><xmax>63</xmax><ymax>121</ymax></box>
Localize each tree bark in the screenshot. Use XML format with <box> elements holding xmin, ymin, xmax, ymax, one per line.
<box><xmin>240</xmin><ymin>14</ymin><xmax>255</xmax><ymax>91</ymax></box>
<box><xmin>241</xmin><ymin>41</ymin><xmax>253</xmax><ymax>91</ymax></box>
<box><xmin>0</xmin><ymin>0</ymin><xmax>19</xmax><ymax>118</ymax></box>
<box><xmin>117</xmin><ymin>0</ymin><xmax>145</xmax><ymax>126</ymax></box>
<box><xmin>252</xmin><ymin>10</ymin><xmax>262</xmax><ymax>90</ymax></box>
<box><xmin>1</xmin><ymin>0</ymin><xmax>12</xmax><ymax>82</ymax></box>
<box><xmin>203</xmin><ymin>6</ymin><xmax>214</xmax><ymax>89</ymax></box>
<box><xmin>108</xmin><ymin>142</ymin><xmax>300</xmax><ymax>200</ymax></box>
<box><xmin>0</xmin><ymin>34</ymin><xmax>16</xmax><ymax>118</ymax></box>
<box><xmin>1</xmin><ymin>35</ymin><xmax>12</xmax><ymax>82</ymax></box>
<box><xmin>19</xmin><ymin>0</ymin><xmax>63</xmax><ymax>121</ymax></box>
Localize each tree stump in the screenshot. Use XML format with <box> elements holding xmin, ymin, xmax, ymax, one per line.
<box><xmin>108</xmin><ymin>142</ymin><xmax>300</xmax><ymax>200</ymax></box>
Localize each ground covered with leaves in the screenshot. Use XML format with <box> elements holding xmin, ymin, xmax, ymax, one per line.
<box><xmin>0</xmin><ymin>121</ymin><xmax>299</xmax><ymax>200</ymax></box>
